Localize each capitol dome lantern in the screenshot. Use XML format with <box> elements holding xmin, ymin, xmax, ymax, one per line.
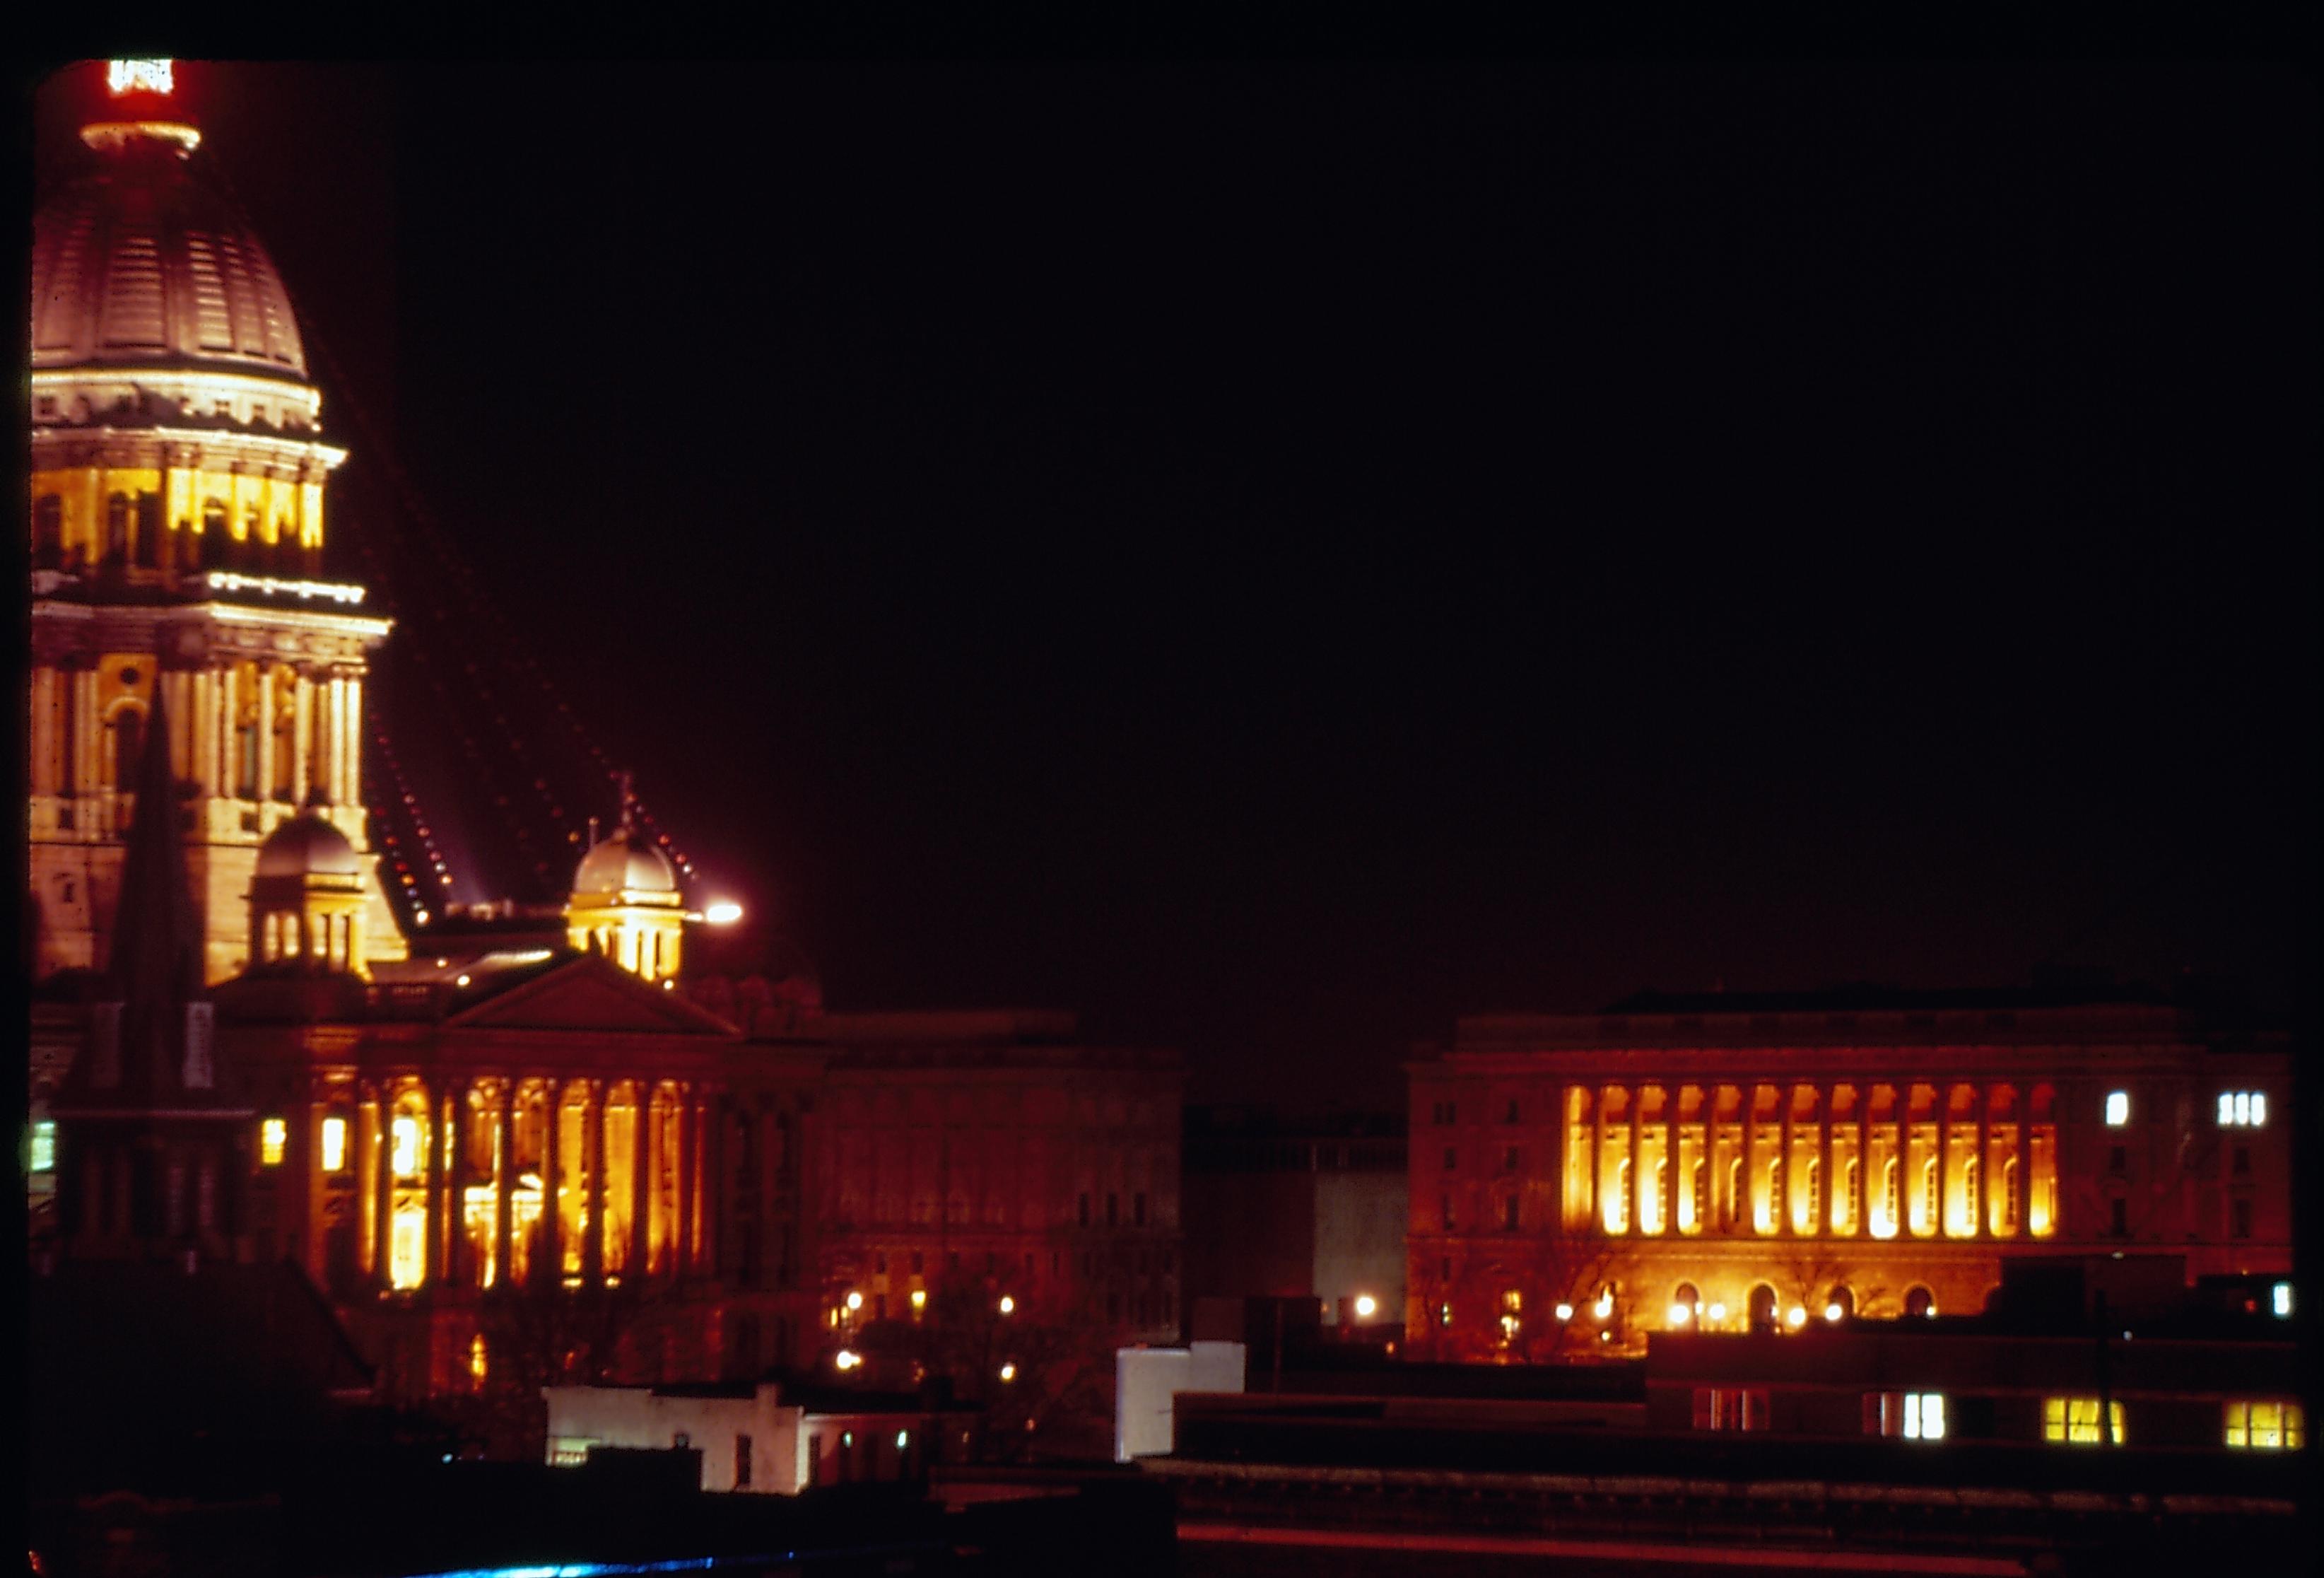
<box><xmin>566</xmin><ymin>781</ymin><xmax>686</xmax><ymax>983</ymax></box>
<box><xmin>248</xmin><ymin>803</ymin><xmax>370</xmax><ymax>976</ymax></box>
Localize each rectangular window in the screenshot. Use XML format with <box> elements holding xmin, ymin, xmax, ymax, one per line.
<box><xmin>2103</xmin><ymin>1091</ymin><xmax>2129</xmax><ymax>1127</ymax></box>
<box><xmin>734</xmin><ymin>1433</ymin><xmax>753</xmax><ymax>1487</ymax></box>
<box><xmin>1505</xmin><ymin>1099</ymin><xmax>1520</xmax><ymax>1124</ymax></box>
<box><xmin>320</xmin><ymin>1115</ymin><xmax>347</xmax><ymax>1173</ymax></box>
<box><xmin>260</xmin><ymin>1116</ymin><xmax>287</xmax><ymax>1167</ymax></box>
<box><xmin>1503</xmin><ymin>1146</ymin><xmax>1520</xmax><ymax>1173</ymax></box>
<box><xmin>2231</xmin><ymin>1145</ymin><xmax>2251</xmax><ymax>1176</ymax></box>
<box><xmin>2231</xmin><ymin>1198</ymin><xmax>2253</xmax><ymax>1239</ymax></box>
<box><xmin>2109</xmin><ymin>1197</ymin><xmax>2129</xmax><ymax>1237</ymax></box>
<box><xmin>2218</xmin><ymin>1091</ymin><xmax>2268</xmax><ymax>1127</ymax></box>
<box><xmin>1440</xmin><ymin>1193</ymin><xmax>1454</xmax><ymax>1232</ymax></box>
<box><xmin>391</xmin><ymin>1114</ymin><xmax>420</xmax><ymax>1179</ymax></box>
<box><xmin>29</xmin><ymin>1119</ymin><xmax>56</xmax><ymax>1174</ymax></box>
<box><xmin>912</xmin><ymin>1250</ymin><xmax>925</xmax><ymax>1274</ymax></box>
<box><xmin>547</xmin><ymin>1437</ymin><xmax>594</xmax><ymax>1468</ymax></box>
<box><xmin>1867</xmin><ymin>1391</ymin><xmax>1947</xmax><ymax>1440</ymax></box>
<box><xmin>2107</xmin><ymin>1145</ymin><xmax>2127</xmax><ymax>1176</ymax></box>
<box><xmin>2224</xmin><ymin>1401</ymin><xmax>2304</xmax><ymax>1451</ymax></box>
<box><xmin>1077</xmin><ymin>1193</ymin><xmax>1090</xmax><ymax>1227</ymax></box>
<box><xmin>2043</xmin><ymin>1396</ymin><xmax>2125</xmax><ymax>1445</ymax></box>
<box><xmin>1502</xmin><ymin>1195</ymin><xmax>1520</xmax><ymax>1232</ymax></box>
<box><xmin>1692</xmin><ymin>1388</ymin><xmax>1768</xmax><ymax>1432</ymax></box>
<box><xmin>1443</xmin><ymin>1147</ymin><xmax>1458</xmax><ymax>1171</ymax></box>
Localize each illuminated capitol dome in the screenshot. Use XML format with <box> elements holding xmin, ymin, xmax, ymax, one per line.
<box><xmin>28</xmin><ymin>59</ymin><xmax>406</xmax><ymax>982</ymax></box>
<box><xmin>566</xmin><ymin>785</ymin><xmax>686</xmax><ymax>984</ymax></box>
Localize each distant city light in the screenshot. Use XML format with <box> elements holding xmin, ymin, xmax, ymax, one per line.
<box><xmin>844</xmin><ymin>1290</ymin><xmax>863</xmax><ymax>1311</ymax></box>
<box><xmin>834</xmin><ymin>1349</ymin><xmax>861</xmax><ymax>1371</ymax></box>
<box><xmin>998</xmin><ymin>1295</ymin><xmax>1015</xmax><ymax>1316</ymax></box>
<box><xmin>896</xmin><ymin>1431</ymin><xmax>909</xmax><ymax>1450</ymax></box>
<box><xmin>107</xmin><ymin>59</ymin><xmax>173</xmax><ymax>95</ymax></box>
<box><xmin>455</xmin><ymin>974</ymin><xmax>471</xmax><ymax>988</ymax></box>
<box><xmin>703</xmin><ymin>901</ymin><xmax>743</xmax><ymax>925</ymax></box>
<box><xmin>998</xmin><ymin>1362</ymin><xmax>1017</xmax><ymax>1382</ymax></box>
<box><xmin>1553</xmin><ymin>1302</ymin><xmax>1574</xmax><ymax>1323</ymax></box>
<box><xmin>1353</xmin><ymin>1294</ymin><xmax>1378</xmax><ymax>1320</ymax></box>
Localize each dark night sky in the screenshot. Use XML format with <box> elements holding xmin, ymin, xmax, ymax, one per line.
<box><xmin>40</xmin><ymin>62</ymin><xmax>2318</xmax><ymax>1108</ymax></box>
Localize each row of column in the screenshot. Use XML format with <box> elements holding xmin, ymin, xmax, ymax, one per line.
<box><xmin>28</xmin><ymin>660</ymin><xmax>361</xmax><ymax>810</ymax></box>
<box><xmin>1575</xmin><ymin>1082</ymin><xmax>2048</xmax><ymax>1242</ymax></box>
<box><xmin>360</xmin><ymin>1077</ymin><xmax>715</xmax><ymax>1295</ymax></box>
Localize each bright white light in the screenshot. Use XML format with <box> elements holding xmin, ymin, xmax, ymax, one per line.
<box><xmin>390</xmin><ymin>1116</ymin><xmax>418</xmax><ymax>1177</ymax></box>
<box><xmin>834</xmin><ymin>1349</ymin><xmax>861</xmax><ymax>1371</ymax></box>
<box><xmin>910</xmin><ymin>1289</ymin><xmax>927</xmax><ymax>1311</ymax></box>
<box><xmin>1706</xmin><ymin>1303</ymin><xmax>1726</xmax><ymax>1322</ymax></box>
<box><xmin>1354</xmin><ymin>1294</ymin><xmax>1378</xmax><ymax>1320</ymax></box>
<box><xmin>1825</xmin><ymin>1302</ymin><xmax>1845</xmax><ymax>1323</ymax></box>
<box><xmin>108</xmin><ymin>59</ymin><xmax>173</xmax><ymax>95</ymax></box>
<box><xmin>1553</xmin><ymin>1302</ymin><xmax>1574</xmax><ymax>1322</ymax></box>
<box><xmin>1593</xmin><ymin>1292</ymin><xmax>1614</xmax><ymax>1320</ymax></box>
<box><xmin>998</xmin><ymin>1295</ymin><xmax>1015</xmax><ymax>1316</ymax></box>
<box><xmin>2274</xmin><ymin>1282</ymin><xmax>2293</xmax><ymax>1318</ymax></box>
<box><xmin>1668</xmin><ymin>1302</ymin><xmax>1691</xmax><ymax>1326</ymax></box>
<box><xmin>2104</xmin><ymin>1091</ymin><xmax>2129</xmax><ymax>1127</ymax></box>
<box><xmin>204</xmin><ymin>571</ymin><xmax>365</xmax><ymax>605</ymax></box>
<box><xmin>998</xmin><ymin>1362</ymin><xmax>1017</xmax><ymax>1382</ymax></box>
<box><xmin>703</xmin><ymin>901</ymin><xmax>744</xmax><ymax>925</ymax></box>
<box><xmin>1786</xmin><ymin>1306</ymin><xmax>1807</xmax><ymax>1328</ymax></box>
<box><xmin>2252</xmin><ymin>1092</ymin><xmax>2267</xmax><ymax>1126</ymax></box>
<box><xmin>896</xmin><ymin>1431</ymin><xmax>909</xmax><ymax>1450</ymax></box>
<box><xmin>845</xmin><ymin>1290</ymin><xmax>863</xmax><ymax>1311</ymax></box>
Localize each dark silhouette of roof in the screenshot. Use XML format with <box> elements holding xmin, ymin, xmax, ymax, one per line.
<box><xmin>1601</xmin><ymin>980</ymin><xmax>2172</xmax><ymax>1016</ymax></box>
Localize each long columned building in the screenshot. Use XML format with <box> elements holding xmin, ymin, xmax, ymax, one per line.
<box><xmin>1407</xmin><ymin>990</ymin><xmax>2292</xmax><ymax>1359</ymax></box>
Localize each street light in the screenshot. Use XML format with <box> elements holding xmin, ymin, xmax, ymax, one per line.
<box><xmin>1354</xmin><ymin>1294</ymin><xmax>1378</xmax><ymax>1320</ymax></box>
<box><xmin>845</xmin><ymin>1290</ymin><xmax>863</xmax><ymax>1312</ymax></box>
<box><xmin>1668</xmin><ymin>1302</ymin><xmax>1692</xmax><ymax>1327</ymax></box>
<box><xmin>1593</xmin><ymin>1290</ymin><xmax>1614</xmax><ymax>1321</ymax></box>
<box><xmin>1824</xmin><ymin>1302</ymin><xmax>1845</xmax><ymax>1323</ymax></box>
<box><xmin>1785</xmin><ymin>1306</ymin><xmax>1807</xmax><ymax>1329</ymax></box>
<box><xmin>1554</xmin><ymin>1302</ymin><xmax>1575</xmax><ymax>1323</ymax></box>
<box><xmin>997</xmin><ymin>1295</ymin><xmax>1015</xmax><ymax>1316</ymax></box>
<box><xmin>1706</xmin><ymin>1302</ymin><xmax>1726</xmax><ymax>1323</ymax></box>
<box><xmin>998</xmin><ymin>1362</ymin><xmax>1017</xmax><ymax>1383</ymax></box>
<box><xmin>834</xmin><ymin>1349</ymin><xmax>862</xmax><ymax>1371</ymax></box>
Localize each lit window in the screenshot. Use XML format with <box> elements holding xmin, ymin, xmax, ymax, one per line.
<box><xmin>2272</xmin><ymin>1282</ymin><xmax>2292</xmax><ymax>1319</ymax></box>
<box><xmin>259</xmin><ymin>1117</ymin><xmax>287</xmax><ymax>1167</ymax></box>
<box><xmin>469</xmin><ymin>1333</ymin><xmax>488</xmax><ymax>1384</ymax></box>
<box><xmin>392</xmin><ymin>1114</ymin><xmax>419</xmax><ymax>1178</ymax></box>
<box><xmin>319</xmin><ymin>1116</ymin><xmax>347</xmax><ymax>1173</ymax></box>
<box><xmin>29</xmin><ymin>1120</ymin><xmax>56</xmax><ymax>1174</ymax></box>
<box><xmin>1870</xmin><ymin>1391</ymin><xmax>1946</xmax><ymax>1440</ymax></box>
<box><xmin>2104</xmin><ymin>1091</ymin><xmax>2129</xmax><ymax>1127</ymax></box>
<box><xmin>547</xmin><ymin>1437</ymin><xmax>593</xmax><ymax>1468</ymax></box>
<box><xmin>1691</xmin><ymin>1389</ymin><xmax>1768</xmax><ymax>1432</ymax></box>
<box><xmin>2224</xmin><ymin>1401</ymin><xmax>2304</xmax><ymax>1451</ymax></box>
<box><xmin>2218</xmin><ymin>1090</ymin><xmax>2267</xmax><ymax>1128</ymax></box>
<box><xmin>2043</xmin><ymin>1396</ymin><xmax>2125</xmax><ymax>1445</ymax></box>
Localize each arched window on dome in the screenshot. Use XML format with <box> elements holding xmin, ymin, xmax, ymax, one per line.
<box><xmin>105</xmin><ymin>493</ymin><xmax>131</xmax><ymax>566</ymax></box>
<box><xmin>33</xmin><ymin>495</ymin><xmax>64</xmax><ymax>568</ymax></box>
<box><xmin>110</xmin><ymin>706</ymin><xmax>146</xmax><ymax>794</ymax></box>
<box><xmin>134</xmin><ymin>493</ymin><xmax>163</xmax><ymax>568</ymax></box>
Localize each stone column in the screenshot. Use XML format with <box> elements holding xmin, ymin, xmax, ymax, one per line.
<box><xmin>192</xmin><ymin>668</ymin><xmax>215</xmax><ymax>800</ymax></box>
<box><xmin>372</xmin><ymin>1088</ymin><xmax>394</xmax><ymax>1290</ymax></box>
<box><xmin>1660</xmin><ymin>1093</ymin><xmax>1678</xmax><ymax>1238</ymax></box>
<box><xmin>346</xmin><ymin>675</ymin><xmax>364</xmax><ymax>806</ymax></box>
<box><xmin>75</xmin><ymin>667</ymin><xmax>100</xmax><ymax>795</ymax></box>
<box><xmin>291</xmin><ymin>670</ymin><xmax>312</xmax><ymax>806</ymax></box>
<box><xmin>1973</xmin><ymin>1088</ymin><xmax>1989</xmax><ymax>1239</ymax></box>
<box><xmin>675</xmin><ymin>1086</ymin><xmax>697</xmax><ymax>1278</ymax></box>
<box><xmin>1779</xmin><ymin>1087</ymin><xmax>1797</xmax><ymax>1237</ymax></box>
<box><xmin>539</xmin><ymin>1079</ymin><xmax>565</xmax><ymax>1292</ymax></box>
<box><xmin>630</xmin><ymin>1087</ymin><xmax>652</xmax><ymax>1282</ymax></box>
<box><xmin>758</xmin><ymin>1105</ymin><xmax>780</xmax><ymax>1289</ymax></box>
<box><xmin>1855</xmin><ymin>1089</ymin><xmax>1870</xmax><ymax>1234</ymax></box>
<box><xmin>219</xmin><ymin>664</ymin><xmax>239</xmax><ymax>797</ymax></box>
<box><xmin>494</xmin><ymin>1080</ymin><xmax>517</xmax><ymax>1292</ymax></box>
<box><xmin>447</xmin><ymin>1080</ymin><xmax>471</xmax><ymax>1288</ymax></box>
<box><xmin>2008</xmin><ymin>1083</ymin><xmax>2028</xmax><ymax>1236</ymax></box>
<box><xmin>1588</xmin><ymin>1086</ymin><xmax>1604</xmax><ymax>1231</ymax></box>
<box><xmin>584</xmin><ymin>1081</ymin><xmax>607</xmax><ymax>1287</ymax></box>
<box><xmin>1625</xmin><ymin>1088</ymin><xmax>1641</xmax><ymax>1236</ymax></box>
<box><xmin>255</xmin><ymin>665</ymin><xmax>276</xmax><ymax>808</ymax></box>
<box><xmin>30</xmin><ymin>669</ymin><xmax>55</xmax><ymax>797</ymax></box>
<box><xmin>422</xmin><ymin>1082</ymin><xmax>445</xmax><ymax>1289</ymax></box>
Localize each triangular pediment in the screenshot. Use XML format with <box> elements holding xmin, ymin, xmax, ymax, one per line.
<box><xmin>445</xmin><ymin>955</ymin><xmax>738</xmax><ymax>1036</ymax></box>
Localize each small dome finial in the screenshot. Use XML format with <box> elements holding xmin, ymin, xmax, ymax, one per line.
<box><xmin>614</xmin><ymin>769</ymin><xmax>636</xmax><ymax>832</ymax></box>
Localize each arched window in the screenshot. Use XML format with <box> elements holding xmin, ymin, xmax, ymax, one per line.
<box><xmin>1747</xmin><ymin>1282</ymin><xmax>1778</xmax><ymax>1333</ymax></box>
<box><xmin>1804</xmin><ymin>1158</ymin><xmax>1821</xmax><ymax>1231</ymax></box>
<box><xmin>2002</xmin><ymin>1157</ymin><xmax>2020</xmax><ymax>1231</ymax></box>
<box><xmin>1903</xmin><ymin>1285</ymin><xmax>1935</xmax><ymax>1319</ymax></box>
<box><xmin>111</xmin><ymin>708</ymin><xmax>146</xmax><ymax>793</ymax></box>
<box><xmin>134</xmin><ymin>493</ymin><xmax>162</xmax><ymax>568</ymax></box>
<box><xmin>1826</xmin><ymin>1285</ymin><xmax>1855</xmax><ymax>1321</ymax></box>
<box><xmin>1920</xmin><ymin>1157</ymin><xmax>1939</xmax><ymax>1234</ymax></box>
<box><xmin>1612</xmin><ymin>1157</ymin><xmax>1631</xmax><ymax>1233</ymax></box>
<box><xmin>1841</xmin><ymin>1157</ymin><xmax>1860</xmax><ymax>1230</ymax></box>
<box><xmin>1726</xmin><ymin>1157</ymin><xmax>1744</xmax><ymax>1230</ymax></box>
<box><xmin>1672</xmin><ymin>1282</ymin><xmax>1701</xmax><ymax>1326</ymax></box>
<box><xmin>33</xmin><ymin>495</ymin><xmax>64</xmax><ymax>567</ymax></box>
<box><xmin>1882</xmin><ymin>1157</ymin><xmax>1901</xmax><ymax>1230</ymax></box>
<box><xmin>1961</xmin><ymin>1156</ymin><xmax>1980</xmax><ymax>1232</ymax></box>
<box><xmin>105</xmin><ymin>493</ymin><xmax>131</xmax><ymax>563</ymax></box>
<box><xmin>1689</xmin><ymin>1157</ymin><xmax>1708</xmax><ymax>1230</ymax></box>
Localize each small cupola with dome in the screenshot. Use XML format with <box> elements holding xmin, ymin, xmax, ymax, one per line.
<box><xmin>247</xmin><ymin>794</ymin><xmax>370</xmax><ymax>976</ymax></box>
<box><xmin>565</xmin><ymin>774</ymin><xmax>686</xmax><ymax>983</ymax></box>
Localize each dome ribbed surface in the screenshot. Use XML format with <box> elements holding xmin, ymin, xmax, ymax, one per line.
<box><xmin>573</xmin><ymin>828</ymin><xmax>679</xmax><ymax>896</ymax></box>
<box><xmin>32</xmin><ymin>144</ymin><xmax>307</xmax><ymax>380</ymax></box>
<box><xmin>255</xmin><ymin>815</ymin><xmax>360</xmax><ymax>879</ymax></box>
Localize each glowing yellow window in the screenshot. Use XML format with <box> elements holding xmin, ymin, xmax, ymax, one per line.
<box><xmin>392</xmin><ymin>1114</ymin><xmax>420</xmax><ymax>1179</ymax></box>
<box><xmin>259</xmin><ymin>1117</ymin><xmax>287</xmax><ymax>1167</ymax></box>
<box><xmin>2043</xmin><ymin>1396</ymin><xmax>2125</xmax><ymax>1444</ymax></box>
<box><xmin>2225</xmin><ymin>1401</ymin><xmax>2304</xmax><ymax>1450</ymax></box>
<box><xmin>319</xmin><ymin>1115</ymin><xmax>347</xmax><ymax>1173</ymax></box>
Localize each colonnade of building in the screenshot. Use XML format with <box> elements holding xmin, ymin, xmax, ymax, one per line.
<box><xmin>28</xmin><ymin>658</ymin><xmax>364</xmax><ymax>819</ymax></box>
<box><xmin>314</xmin><ymin>1075</ymin><xmax>720</xmax><ymax>1296</ymax></box>
<box><xmin>1561</xmin><ymin>1080</ymin><xmax>2060</xmax><ymax>1244</ymax></box>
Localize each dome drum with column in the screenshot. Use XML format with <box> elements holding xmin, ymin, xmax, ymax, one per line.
<box><xmin>248</xmin><ymin>809</ymin><xmax>369</xmax><ymax>976</ymax></box>
<box><xmin>567</xmin><ymin>819</ymin><xmax>686</xmax><ymax>984</ymax></box>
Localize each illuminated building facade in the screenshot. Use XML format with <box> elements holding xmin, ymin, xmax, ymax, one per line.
<box><xmin>28</xmin><ymin>60</ymin><xmax>404</xmax><ymax>984</ymax></box>
<box><xmin>1407</xmin><ymin>991</ymin><xmax>2292</xmax><ymax>1357</ymax></box>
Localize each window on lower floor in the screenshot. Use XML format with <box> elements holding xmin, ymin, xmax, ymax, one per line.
<box><xmin>260</xmin><ymin>1117</ymin><xmax>287</xmax><ymax>1167</ymax></box>
<box><xmin>1866</xmin><ymin>1391</ymin><xmax>1946</xmax><ymax>1440</ymax></box>
<box><xmin>2043</xmin><ymin>1396</ymin><xmax>2125</xmax><ymax>1445</ymax></box>
<box><xmin>548</xmin><ymin>1437</ymin><xmax>594</xmax><ymax>1467</ymax></box>
<box><xmin>1692</xmin><ymin>1389</ymin><xmax>1768</xmax><ymax>1432</ymax></box>
<box><xmin>735</xmin><ymin>1433</ymin><xmax>753</xmax><ymax>1486</ymax></box>
<box><xmin>2231</xmin><ymin>1198</ymin><xmax>2253</xmax><ymax>1239</ymax></box>
<box><xmin>2224</xmin><ymin>1401</ymin><xmax>2304</xmax><ymax>1450</ymax></box>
